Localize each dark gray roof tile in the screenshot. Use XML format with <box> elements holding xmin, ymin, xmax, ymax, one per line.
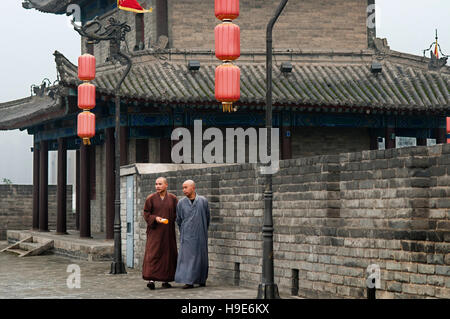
<box><xmin>0</xmin><ymin>95</ymin><xmax>66</xmax><ymax>130</ymax></box>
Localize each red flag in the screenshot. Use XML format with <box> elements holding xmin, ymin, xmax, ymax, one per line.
<box><xmin>435</xmin><ymin>40</ymin><xmax>439</xmax><ymax>59</ymax></box>
<box><xmin>118</xmin><ymin>0</ymin><xmax>152</xmax><ymax>13</ymax></box>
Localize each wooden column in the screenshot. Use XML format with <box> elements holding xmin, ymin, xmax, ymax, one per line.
<box><xmin>172</xmin><ymin>113</ymin><xmax>184</xmax><ymax>162</ymax></box>
<box><xmin>160</xmin><ymin>136</ymin><xmax>172</xmax><ymax>163</ymax></box>
<box><xmin>385</xmin><ymin>127</ymin><xmax>396</xmax><ymax>149</ymax></box>
<box><xmin>32</xmin><ymin>141</ymin><xmax>40</xmax><ymax>230</ymax></box>
<box><xmin>39</xmin><ymin>141</ymin><xmax>48</xmax><ymax>232</ymax></box>
<box><xmin>120</xmin><ymin>126</ymin><xmax>128</xmax><ymax>166</ymax></box>
<box><xmin>80</xmin><ymin>143</ymin><xmax>91</xmax><ymax>238</ymax></box>
<box><xmin>136</xmin><ymin>138</ymin><xmax>150</xmax><ymax>163</ymax></box>
<box><xmin>56</xmin><ymin>138</ymin><xmax>67</xmax><ymax>234</ymax></box>
<box><xmin>105</xmin><ymin>128</ymin><xmax>115</xmax><ymax>240</ymax></box>
<box><xmin>75</xmin><ymin>150</ymin><xmax>80</xmax><ymax>231</ymax></box>
<box><xmin>89</xmin><ymin>146</ymin><xmax>96</xmax><ymax>200</ymax></box>
<box><xmin>435</xmin><ymin>127</ymin><xmax>446</xmax><ymax>145</ymax></box>
<box><xmin>369</xmin><ymin>129</ymin><xmax>379</xmax><ymax>150</ymax></box>
<box><xmin>417</xmin><ymin>138</ymin><xmax>427</xmax><ymax>146</ymax></box>
<box><xmin>370</xmin><ymin>136</ymin><xmax>379</xmax><ymax>150</ymax></box>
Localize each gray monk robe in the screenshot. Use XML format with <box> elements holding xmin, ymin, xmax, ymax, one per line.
<box><xmin>142</xmin><ymin>193</ymin><xmax>178</xmax><ymax>282</ymax></box>
<box><xmin>175</xmin><ymin>195</ymin><xmax>210</xmax><ymax>285</ymax></box>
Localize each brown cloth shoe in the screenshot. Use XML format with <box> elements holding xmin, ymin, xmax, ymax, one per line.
<box><xmin>162</xmin><ymin>282</ymin><xmax>172</xmax><ymax>289</ymax></box>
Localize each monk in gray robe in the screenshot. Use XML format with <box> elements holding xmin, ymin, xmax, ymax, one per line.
<box><xmin>142</xmin><ymin>177</ymin><xmax>178</xmax><ymax>290</ymax></box>
<box><xmin>175</xmin><ymin>180</ymin><xmax>210</xmax><ymax>289</ymax></box>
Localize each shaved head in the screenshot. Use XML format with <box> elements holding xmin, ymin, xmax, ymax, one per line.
<box><xmin>156</xmin><ymin>177</ymin><xmax>168</xmax><ymax>185</ymax></box>
<box><xmin>183</xmin><ymin>180</ymin><xmax>195</xmax><ymax>187</ymax></box>
<box><xmin>182</xmin><ymin>180</ymin><xmax>196</xmax><ymax>198</ymax></box>
<box><xmin>155</xmin><ymin>177</ymin><xmax>168</xmax><ymax>194</ymax></box>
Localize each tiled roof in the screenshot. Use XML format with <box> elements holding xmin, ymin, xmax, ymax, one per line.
<box><xmin>0</xmin><ymin>94</ymin><xmax>66</xmax><ymax>130</ymax></box>
<box><xmin>26</xmin><ymin>0</ymin><xmax>76</xmax><ymax>14</ymax></box>
<box><xmin>55</xmin><ymin>50</ymin><xmax>450</xmax><ymax>113</ymax></box>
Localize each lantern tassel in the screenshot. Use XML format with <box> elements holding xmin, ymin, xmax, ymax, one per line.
<box><xmin>82</xmin><ymin>138</ymin><xmax>91</xmax><ymax>146</ymax></box>
<box><xmin>223</xmin><ymin>102</ymin><xmax>236</xmax><ymax>113</ymax></box>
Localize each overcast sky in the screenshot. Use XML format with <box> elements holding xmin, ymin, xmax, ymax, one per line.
<box><xmin>0</xmin><ymin>0</ymin><xmax>449</xmax><ymax>184</ymax></box>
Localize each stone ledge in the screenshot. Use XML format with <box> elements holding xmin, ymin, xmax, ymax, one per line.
<box><xmin>6</xmin><ymin>230</ymin><xmax>114</xmax><ymax>261</ymax></box>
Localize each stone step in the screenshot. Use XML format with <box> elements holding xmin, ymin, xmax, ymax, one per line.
<box><xmin>19</xmin><ymin>242</ymin><xmax>40</xmax><ymax>251</ymax></box>
<box><xmin>4</xmin><ymin>248</ymin><xmax>27</xmax><ymax>256</ymax></box>
<box><xmin>1</xmin><ymin>236</ymin><xmax>54</xmax><ymax>257</ymax></box>
<box><xmin>32</xmin><ymin>237</ymin><xmax>52</xmax><ymax>245</ymax></box>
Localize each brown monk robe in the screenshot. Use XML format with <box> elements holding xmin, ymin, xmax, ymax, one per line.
<box><xmin>142</xmin><ymin>177</ymin><xmax>178</xmax><ymax>289</ymax></box>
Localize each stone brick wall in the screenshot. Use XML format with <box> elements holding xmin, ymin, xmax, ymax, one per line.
<box><xmin>122</xmin><ymin>144</ymin><xmax>450</xmax><ymax>299</ymax></box>
<box><xmin>170</xmin><ymin>0</ymin><xmax>368</xmax><ymax>51</ymax></box>
<box><xmin>83</xmin><ymin>0</ymin><xmax>369</xmax><ymax>60</ymax></box>
<box><xmin>0</xmin><ymin>185</ymin><xmax>75</xmax><ymax>240</ymax></box>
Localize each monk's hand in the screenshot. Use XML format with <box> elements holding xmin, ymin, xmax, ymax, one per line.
<box><xmin>155</xmin><ymin>217</ymin><xmax>163</xmax><ymax>223</ymax></box>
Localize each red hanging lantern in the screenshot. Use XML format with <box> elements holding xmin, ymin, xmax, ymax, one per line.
<box><xmin>77</xmin><ymin>111</ymin><xmax>96</xmax><ymax>145</ymax></box>
<box><xmin>78</xmin><ymin>83</ymin><xmax>96</xmax><ymax>110</ymax></box>
<box><xmin>215</xmin><ymin>63</ymin><xmax>240</xmax><ymax>112</ymax></box>
<box><xmin>78</xmin><ymin>54</ymin><xmax>96</xmax><ymax>81</ymax></box>
<box><xmin>215</xmin><ymin>0</ymin><xmax>239</xmax><ymax>21</ymax></box>
<box><xmin>215</xmin><ymin>22</ymin><xmax>240</xmax><ymax>61</ymax></box>
<box><xmin>447</xmin><ymin>117</ymin><xmax>450</xmax><ymax>144</ymax></box>
<box><xmin>214</xmin><ymin>0</ymin><xmax>240</xmax><ymax>112</ymax></box>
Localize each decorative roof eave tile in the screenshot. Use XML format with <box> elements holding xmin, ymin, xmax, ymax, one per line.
<box><xmin>27</xmin><ymin>0</ymin><xmax>79</xmax><ymax>14</ymax></box>
<box><xmin>53</xmin><ymin>50</ymin><xmax>450</xmax><ymax>114</ymax></box>
<box><xmin>0</xmin><ymin>94</ymin><xmax>67</xmax><ymax>130</ymax></box>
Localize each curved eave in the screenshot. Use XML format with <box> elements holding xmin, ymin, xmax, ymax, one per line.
<box><xmin>0</xmin><ymin>95</ymin><xmax>67</xmax><ymax>130</ymax></box>
<box><xmin>26</xmin><ymin>0</ymin><xmax>77</xmax><ymax>14</ymax></box>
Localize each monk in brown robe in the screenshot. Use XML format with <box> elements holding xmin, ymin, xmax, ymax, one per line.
<box><xmin>142</xmin><ymin>177</ymin><xmax>178</xmax><ymax>290</ymax></box>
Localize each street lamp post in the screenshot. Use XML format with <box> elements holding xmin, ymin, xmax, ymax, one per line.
<box><xmin>73</xmin><ymin>17</ymin><xmax>132</xmax><ymax>274</ymax></box>
<box><xmin>257</xmin><ymin>0</ymin><xmax>288</xmax><ymax>299</ymax></box>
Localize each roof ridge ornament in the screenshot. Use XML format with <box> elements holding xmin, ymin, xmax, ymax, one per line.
<box><xmin>373</xmin><ymin>37</ymin><xmax>390</xmax><ymax>61</ymax></box>
<box><xmin>30</xmin><ymin>78</ymin><xmax>59</xmax><ymax>99</ymax></box>
<box><xmin>423</xmin><ymin>29</ymin><xmax>448</xmax><ymax>70</ymax></box>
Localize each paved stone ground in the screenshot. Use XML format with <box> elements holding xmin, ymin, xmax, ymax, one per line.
<box><xmin>0</xmin><ymin>242</ymin><xmax>296</xmax><ymax>299</ymax></box>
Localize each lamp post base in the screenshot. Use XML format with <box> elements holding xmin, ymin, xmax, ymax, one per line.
<box><xmin>110</xmin><ymin>261</ymin><xmax>127</xmax><ymax>275</ymax></box>
<box><xmin>257</xmin><ymin>283</ymin><xmax>281</xmax><ymax>299</ymax></box>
